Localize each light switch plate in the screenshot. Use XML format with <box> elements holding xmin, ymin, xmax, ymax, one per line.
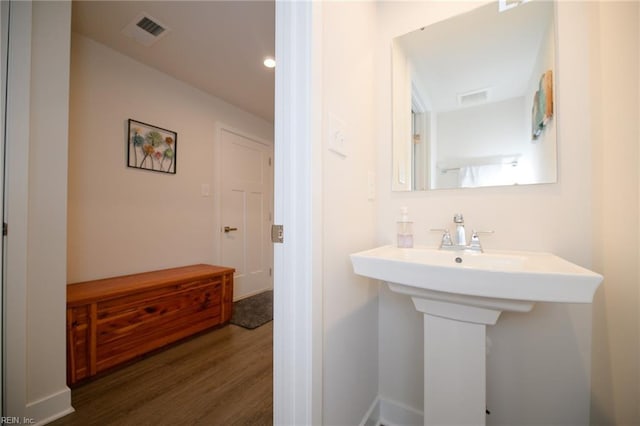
<box><xmin>201</xmin><ymin>184</ymin><xmax>210</xmax><ymax>197</ymax></box>
<box><xmin>328</xmin><ymin>113</ymin><xmax>347</xmax><ymax>157</ymax></box>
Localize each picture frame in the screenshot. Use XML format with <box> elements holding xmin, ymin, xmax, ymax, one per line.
<box><xmin>127</xmin><ymin>119</ymin><xmax>177</xmax><ymax>174</ymax></box>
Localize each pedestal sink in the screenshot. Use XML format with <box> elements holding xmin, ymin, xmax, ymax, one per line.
<box><xmin>350</xmin><ymin>245</ymin><xmax>603</xmax><ymax>426</ymax></box>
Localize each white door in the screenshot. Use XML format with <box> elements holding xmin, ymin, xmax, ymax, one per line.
<box><xmin>220</xmin><ymin>127</ymin><xmax>273</xmax><ymax>300</ymax></box>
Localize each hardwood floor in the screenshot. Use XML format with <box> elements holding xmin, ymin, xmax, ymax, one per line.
<box><xmin>51</xmin><ymin>322</ymin><xmax>273</xmax><ymax>426</ymax></box>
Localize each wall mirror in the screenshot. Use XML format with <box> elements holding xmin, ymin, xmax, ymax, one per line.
<box><xmin>392</xmin><ymin>0</ymin><xmax>557</xmax><ymax>191</ymax></box>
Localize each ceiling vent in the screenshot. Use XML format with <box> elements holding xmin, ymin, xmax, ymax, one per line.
<box><xmin>137</xmin><ymin>17</ymin><xmax>165</xmax><ymax>37</ymax></box>
<box><xmin>458</xmin><ymin>88</ymin><xmax>492</xmax><ymax>107</ymax></box>
<box><xmin>122</xmin><ymin>13</ymin><xmax>170</xmax><ymax>47</ymax></box>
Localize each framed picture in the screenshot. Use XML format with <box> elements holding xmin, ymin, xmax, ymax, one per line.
<box><xmin>127</xmin><ymin>119</ymin><xmax>177</xmax><ymax>174</ymax></box>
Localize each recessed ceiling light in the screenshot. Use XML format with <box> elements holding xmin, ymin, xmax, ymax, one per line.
<box><xmin>263</xmin><ymin>57</ymin><xmax>276</xmax><ymax>69</ymax></box>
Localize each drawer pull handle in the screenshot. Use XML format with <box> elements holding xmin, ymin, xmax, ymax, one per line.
<box><xmin>223</xmin><ymin>226</ymin><xmax>238</xmax><ymax>233</ymax></box>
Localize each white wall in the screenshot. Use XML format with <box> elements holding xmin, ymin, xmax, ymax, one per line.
<box><xmin>27</xmin><ymin>3</ymin><xmax>73</xmax><ymax>420</ymax></box>
<box><xmin>376</xmin><ymin>2</ymin><xmax>598</xmax><ymax>424</ymax></box>
<box><xmin>320</xmin><ymin>2</ymin><xmax>379</xmax><ymax>424</ymax></box>
<box><xmin>589</xmin><ymin>2</ymin><xmax>640</xmax><ymax>423</ymax></box>
<box><xmin>0</xmin><ymin>0</ymin><xmax>5</xmax><ymax>410</ymax></box>
<box><xmin>437</xmin><ymin>97</ymin><xmax>526</xmax><ymax>163</ymax></box>
<box><xmin>68</xmin><ymin>34</ymin><xmax>273</xmax><ymax>284</ymax></box>
<box><xmin>435</xmin><ymin>97</ymin><xmax>529</xmax><ymax>188</ymax></box>
<box><xmin>5</xmin><ymin>1</ymin><xmax>74</xmax><ymax>423</ymax></box>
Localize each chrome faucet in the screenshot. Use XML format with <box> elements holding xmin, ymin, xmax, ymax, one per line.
<box><xmin>432</xmin><ymin>214</ymin><xmax>493</xmax><ymax>252</ymax></box>
<box><xmin>453</xmin><ymin>213</ymin><xmax>466</xmax><ymax>247</ymax></box>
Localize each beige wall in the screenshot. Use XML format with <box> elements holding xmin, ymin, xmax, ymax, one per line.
<box><xmin>374</xmin><ymin>1</ymin><xmax>635</xmax><ymax>424</ymax></box>
<box><xmin>68</xmin><ymin>34</ymin><xmax>273</xmax><ymax>283</ymax></box>
<box><xmin>28</xmin><ymin>1</ymin><xmax>72</xmax><ymax>416</ymax></box>
<box><xmin>590</xmin><ymin>2</ymin><xmax>640</xmax><ymax>423</ymax></box>
<box><xmin>321</xmin><ymin>2</ymin><xmax>379</xmax><ymax>424</ymax></box>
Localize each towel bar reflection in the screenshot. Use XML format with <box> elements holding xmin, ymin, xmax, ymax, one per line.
<box><xmin>440</xmin><ymin>159</ymin><xmax>519</xmax><ymax>174</ymax></box>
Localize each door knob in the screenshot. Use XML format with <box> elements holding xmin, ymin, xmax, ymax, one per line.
<box><xmin>223</xmin><ymin>226</ymin><xmax>238</xmax><ymax>233</ymax></box>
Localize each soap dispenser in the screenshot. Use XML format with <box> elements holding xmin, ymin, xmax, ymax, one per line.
<box><xmin>397</xmin><ymin>206</ymin><xmax>414</xmax><ymax>248</ymax></box>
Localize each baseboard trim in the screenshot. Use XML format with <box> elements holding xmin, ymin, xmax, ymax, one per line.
<box><xmin>360</xmin><ymin>396</ymin><xmax>381</xmax><ymax>426</ymax></box>
<box><xmin>26</xmin><ymin>387</ymin><xmax>74</xmax><ymax>426</ymax></box>
<box><xmin>233</xmin><ymin>286</ymin><xmax>273</xmax><ymax>302</ymax></box>
<box><xmin>361</xmin><ymin>396</ymin><xmax>423</xmax><ymax>426</ymax></box>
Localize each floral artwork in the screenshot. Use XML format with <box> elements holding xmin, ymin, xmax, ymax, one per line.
<box><xmin>127</xmin><ymin>119</ymin><xmax>177</xmax><ymax>174</ymax></box>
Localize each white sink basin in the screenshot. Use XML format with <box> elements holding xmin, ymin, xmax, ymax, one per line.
<box><xmin>350</xmin><ymin>245</ymin><xmax>603</xmax><ymax>425</ymax></box>
<box><xmin>350</xmin><ymin>245</ymin><xmax>602</xmax><ymax>304</ymax></box>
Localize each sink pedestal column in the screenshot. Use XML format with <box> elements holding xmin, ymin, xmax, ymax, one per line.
<box><xmin>386</xmin><ymin>283</ymin><xmax>535</xmax><ymax>426</ymax></box>
<box><xmin>412</xmin><ymin>298</ymin><xmax>504</xmax><ymax>426</ymax></box>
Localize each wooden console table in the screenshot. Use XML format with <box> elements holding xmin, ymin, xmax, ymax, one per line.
<box><xmin>66</xmin><ymin>264</ymin><xmax>234</xmax><ymax>385</ymax></box>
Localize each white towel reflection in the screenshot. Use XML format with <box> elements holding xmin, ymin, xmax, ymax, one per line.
<box><xmin>458</xmin><ymin>164</ymin><xmax>518</xmax><ymax>188</ymax></box>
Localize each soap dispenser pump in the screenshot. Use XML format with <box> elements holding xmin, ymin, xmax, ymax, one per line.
<box><xmin>397</xmin><ymin>207</ymin><xmax>414</xmax><ymax>248</ymax></box>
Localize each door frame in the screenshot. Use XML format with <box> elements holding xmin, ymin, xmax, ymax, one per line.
<box><xmin>274</xmin><ymin>1</ymin><xmax>323</xmax><ymax>424</ymax></box>
<box><xmin>214</xmin><ymin>123</ymin><xmax>274</xmax><ymax>299</ymax></box>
